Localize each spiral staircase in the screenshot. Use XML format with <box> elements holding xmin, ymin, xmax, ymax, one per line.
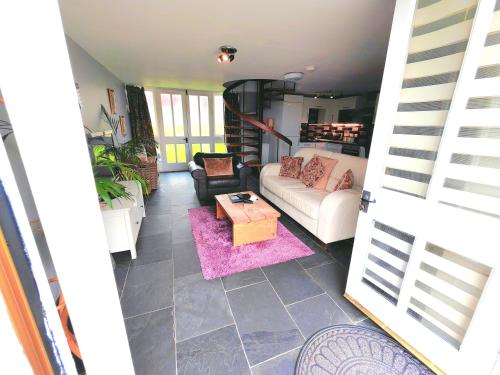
<box><xmin>222</xmin><ymin>79</ymin><xmax>294</xmax><ymax>168</ymax></box>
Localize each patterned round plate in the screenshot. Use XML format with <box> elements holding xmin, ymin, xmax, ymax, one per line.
<box><xmin>295</xmin><ymin>324</ymin><xmax>433</xmax><ymax>375</ymax></box>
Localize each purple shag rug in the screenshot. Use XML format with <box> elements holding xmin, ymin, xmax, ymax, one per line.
<box><xmin>188</xmin><ymin>206</ymin><xmax>314</xmax><ymax>280</ymax></box>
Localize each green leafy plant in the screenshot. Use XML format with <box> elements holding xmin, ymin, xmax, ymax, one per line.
<box><xmin>94</xmin><ymin>177</ymin><xmax>129</xmax><ymax>207</ymax></box>
<box><xmin>93</xmin><ymin>151</ymin><xmax>148</xmax><ymax>207</ymax></box>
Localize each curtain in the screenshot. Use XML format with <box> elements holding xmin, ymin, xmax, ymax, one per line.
<box><xmin>126</xmin><ymin>85</ymin><xmax>156</xmax><ymax>156</ymax></box>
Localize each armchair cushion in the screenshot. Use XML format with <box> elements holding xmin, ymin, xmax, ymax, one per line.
<box><xmin>203</xmin><ymin>157</ymin><xmax>234</xmax><ymax>177</ymax></box>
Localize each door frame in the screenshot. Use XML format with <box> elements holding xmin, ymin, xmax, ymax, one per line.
<box><xmin>0</xmin><ymin>1</ymin><xmax>135</xmax><ymax>372</ymax></box>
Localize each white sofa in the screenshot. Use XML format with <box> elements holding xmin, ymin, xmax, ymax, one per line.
<box><xmin>260</xmin><ymin>148</ymin><xmax>367</xmax><ymax>244</ymax></box>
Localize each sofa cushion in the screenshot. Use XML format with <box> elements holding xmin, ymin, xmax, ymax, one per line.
<box><xmin>279</xmin><ymin>156</ymin><xmax>303</xmax><ymax>179</ymax></box>
<box><xmin>282</xmin><ymin>188</ymin><xmax>329</xmax><ymax>219</ymax></box>
<box><xmin>207</xmin><ymin>176</ymin><xmax>240</xmax><ymax>189</ymax></box>
<box><xmin>262</xmin><ymin>176</ymin><xmax>306</xmax><ymax>199</ymax></box>
<box><xmin>313</xmin><ymin>155</ymin><xmax>338</xmax><ymax>191</ymax></box>
<box><xmin>300</xmin><ymin>155</ymin><xmax>325</xmax><ymax>187</ymax></box>
<box><xmin>333</xmin><ymin>169</ymin><xmax>354</xmax><ymax>191</ymax></box>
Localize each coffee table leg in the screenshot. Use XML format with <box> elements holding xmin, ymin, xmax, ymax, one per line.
<box><xmin>216</xmin><ymin>200</ymin><xmax>226</xmax><ymax>219</ymax></box>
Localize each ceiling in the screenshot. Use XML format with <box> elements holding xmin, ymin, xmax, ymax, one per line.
<box><xmin>60</xmin><ymin>0</ymin><xmax>396</xmax><ymax>94</ymax></box>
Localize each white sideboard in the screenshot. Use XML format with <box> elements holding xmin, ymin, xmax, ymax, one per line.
<box><xmin>100</xmin><ymin>180</ymin><xmax>145</xmax><ymax>259</ymax></box>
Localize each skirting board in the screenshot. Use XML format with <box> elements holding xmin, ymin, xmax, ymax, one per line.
<box><xmin>344</xmin><ymin>293</ymin><xmax>444</xmax><ymax>375</ymax></box>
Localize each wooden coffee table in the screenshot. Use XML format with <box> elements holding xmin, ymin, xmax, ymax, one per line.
<box><xmin>215</xmin><ymin>191</ymin><xmax>281</xmax><ymax>246</ymax></box>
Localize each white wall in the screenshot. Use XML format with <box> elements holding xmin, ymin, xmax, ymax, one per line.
<box><xmin>65</xmin><ymin>36</ymin><xmax>131</xmax><ymax>144</ymax></box>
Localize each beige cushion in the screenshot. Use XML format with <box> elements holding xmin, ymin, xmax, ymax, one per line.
<box><xmin>262</xmin><ymin>176</ymin><xmax>305</xmax><ymax>199</ymax></box>
<box><xmin>282</xmin><ymin>187</ymin><xmax>329</xmax><ymax>219</ymax></box>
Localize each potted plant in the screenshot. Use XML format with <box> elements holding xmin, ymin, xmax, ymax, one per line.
<box><xmin>93</xmin><ymin>153</ymin><xmax>147</xmax><ymax>207</ymax></box>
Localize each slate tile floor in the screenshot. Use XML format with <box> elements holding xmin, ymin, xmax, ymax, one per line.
<box><xmin>113</xmin><ymin>172</ymin><xmax>372</xmax><ymax>375</ymax></box>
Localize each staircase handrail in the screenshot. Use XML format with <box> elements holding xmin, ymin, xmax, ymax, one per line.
<box><xmin>223</xmin><ymin>80</ymin><xmax>293</xmax><ymax>146</ymax></box>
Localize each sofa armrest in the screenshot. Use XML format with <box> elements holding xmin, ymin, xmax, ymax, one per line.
<box><xmin>260</xmin><ymin>163</ymin><xmax>281</xmax><ymax>178</ymax></box>
<box><xmin>188</xmin><ymin>160</ymin><xmax>207</xmax><ymax>180</ymax></box>
<box><xmin>317</xmin><ymin>189</ymin><xmax>361</xmax><ymax>244</ymax></box>
<box><xmin>259</xmin><ymin>163</ymin><xmax>281</xmax><ymax>193</ymax></box>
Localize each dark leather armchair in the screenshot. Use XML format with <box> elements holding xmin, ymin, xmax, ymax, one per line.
<box><xmin>188</xmin><ymin>152</ymin><xmax>252</xmax><ymax>201</ymax></box>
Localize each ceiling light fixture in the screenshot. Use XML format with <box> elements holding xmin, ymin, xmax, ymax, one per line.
<box><xmin>217</xmin><ymin>45</ymin><xmax>237</xmax><ymax>63</ymax></box>
<box><xmin>283</xmin><ymin>72</ymin><xmax>304</xmax><ymax>81</ymax></box>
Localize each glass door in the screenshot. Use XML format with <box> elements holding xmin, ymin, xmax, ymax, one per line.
<box><xmin>146</xmin><ymin>89</ymin><xmax>190</xmax><ymax>172</ymax></box>
<box><xmin>187</xmin><ymin>91</ymin><xmax>227</xmax><ymax>159</ymax></box>
<box><xmin>145</xmin><ymin>89</ymin><xmax>226</xmax><ymax>172</ymax></box>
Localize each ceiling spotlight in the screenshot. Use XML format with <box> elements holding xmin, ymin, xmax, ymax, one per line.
<box><xmin>330</xmin><ymin>95</ymin><xmax>334</xmax><ymax>99</ymax></box>
<box><xmin>305</xmin><ymin>65</ymin><xmax>316</xmax><ymax>72</ymax></box>
<box><xmin>314</xmin><ymin>94</ymin><xmax>318</xmax><ymax>99</ymax></box>
<box><xmin>217</xmin><ymin>45</ymin><xmax>237</xmax><ymax>63</ymax></box>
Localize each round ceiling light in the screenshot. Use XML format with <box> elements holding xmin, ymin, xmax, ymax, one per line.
<box><xmin>283</xmin><ymin>72</ymin><xmax>304</xmax><ymax>81</ymax></box>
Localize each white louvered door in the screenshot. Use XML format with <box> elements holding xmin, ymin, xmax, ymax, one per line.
<box><xmin>346</xmin><ymin>1</ymin><xmax>500</xmax><ymax>374</ymax></box>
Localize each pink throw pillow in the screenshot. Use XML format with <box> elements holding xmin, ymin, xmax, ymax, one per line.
<box><xmin>279</xmin><ymin>156</ymin><xmax>304</xmax><ymax>179</ymax></box>
<box><xmin>300</xmin><ymin>156</ymin><xmax>325</xmax><ymax>187</ymax></box>
<box><xmin>313</xmin><ymin>155</ymin><xmax>338</xmax><ymax>190</ymax></box>
<box><xmin>334</xmin><ymin>169</ymin><xmax>354</xmax><ymax>191</ymax></box>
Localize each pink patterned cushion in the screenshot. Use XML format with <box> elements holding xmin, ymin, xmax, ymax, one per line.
<box><xmin>279</xmin><ymin>156</ymin><xmax>304</xmax><ymax>179</ymax></box>
<box><xmin>334</xmin><ymin>169</ymin><xmax>354</xmax><ymax>191</ymax></box>
<box><xmin>312</xmin><ymin>155</ymin><xmax>338</xmax><ymax>191</ymax></box>
<box><xmin>300</xmin><ymin>156</ymin><xmax>325</xmax><ymax>187</ymax></box>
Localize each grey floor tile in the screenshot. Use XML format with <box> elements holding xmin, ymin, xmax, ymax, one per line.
<box><xmin>296</xmin><ymin>249</ymin><xmax>333</xmax><ymax>270</ymax></box>
<box><xmin>251</xmin><ymin>348</ymin><xmax>301</xmax><ymax>375</ymax></box>
<box><xmin>227</xmin><ymin>282</ymin><xmax>304</xmax><ymax>366</ymax></box>
<box><xmin>175</xmin><ymin>273</ymin><xmax>233</xmax><ymax>342</ymax></box>
<box><xmin>262</xmin><ymin>261</ymin><xmax>324</xmax><ymax>305</ymax></box>
<box><xmin>114</xmin><ymin>263</ymin><xmax>129</xmax><ymax>297</ymax></box>
<box><xmin>327</xmin><ymin>239</ymin><xmax>354</xmax><ymax>269</ymax></box>
<box><xmin>173</xmin><ymin>240</ymin><xmax>202</xmax><ymax>279</ymax></box>
<box><xmin>132</xmin><ymin>232</ymin><xmax>172</xmax><ymax>266</ymax></box>
<box><xmin>125</xmin><ymin>307</ymin><xmax>175</xmax><ymax>375</ymax></box>
<box><xmin>172</xmin><ymin>219</ymin><xmax>194</xmax><ymax>244</ymax></box>
<box><xmin>139</xmin><ymin>214</ymin><xmax>172</xmax><ymax>237</ymax></box>
<box><xmin>121</xmin><ymin>260</ymin><xmax>173</xmax><ymax>318</ymax></box>
<box><xmin>222</xmin><ymin>268</ymin><xmax>266</xmax><ymax>291</ymax></box>
<box><xmin>306</xmin><ymin>262</ymin><xmax>366</xmax><ymax>322</ymax></box>
<box><xmin>287</xmin><ymin>294</ymin><xmax>351</xmax><ymax>339</ymax></box>
<box><xmin>113</xmin><ymin>251</ymin><xmax>132</xmax><ymax>265</ymax></box>
<box><xmin>177</xmin><ymin>325</ymin><xmax>251</xmax><ymax>375</ymax></box>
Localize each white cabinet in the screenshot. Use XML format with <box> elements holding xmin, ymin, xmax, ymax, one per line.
<box><xmin>100</xmin><ymin>180</ymin><xmax>145</xmax><ymax>259</ymax></box>
<box><xmin>302</xmin><ymin>96</ymin><xmax>362</xmax><ymax>123</ymax></box>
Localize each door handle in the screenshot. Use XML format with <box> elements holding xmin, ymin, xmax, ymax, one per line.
<box><xmin>184</xmin><ymin>137</ymin><xmax>188</xmax><ymax>143</ymax></box>
<box><xmin>359</xmin><ymin>190</ymin><xmax>376</xmax><ymax>213</ymax></box>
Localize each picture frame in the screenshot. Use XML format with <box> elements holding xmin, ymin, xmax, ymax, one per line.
<box><xmin>107</xmin><ymin>88</ymin><xmax>116</xmax><ymax>114</ymax></box>
<box><xmin>119</xmin><ymin>115</ymin><xmax>126</xmax><ymax>136</ymax></box>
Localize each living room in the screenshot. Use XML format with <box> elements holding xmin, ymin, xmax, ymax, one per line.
<box><xmin>1</xmin><ymin>1</ymin><xmax>499</xmax><ymax>375</ymax></box>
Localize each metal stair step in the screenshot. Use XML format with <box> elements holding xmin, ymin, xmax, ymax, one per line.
<box><xmin>226</xmin><ymin>143</ymin><xmax>259</xmax><ymax>148</ymax></box>
<box><xmin>235</xmin><ymin>151</ymin><xmax>259</xmax><ymax>157</ymax></box>
<box><xmin>244</xmin><ymin>159</ymin><xmax>263</xmax><ymax>168</ymax></box>
<box><xmin>224</xmin><ymin>134</ymin><xmax>259</xmax><ymax>139</ymax></box>
<box><xmin>224</xmin><ymin>125</ymin><xmax>260</xmax><ymax>132</ymax></box>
